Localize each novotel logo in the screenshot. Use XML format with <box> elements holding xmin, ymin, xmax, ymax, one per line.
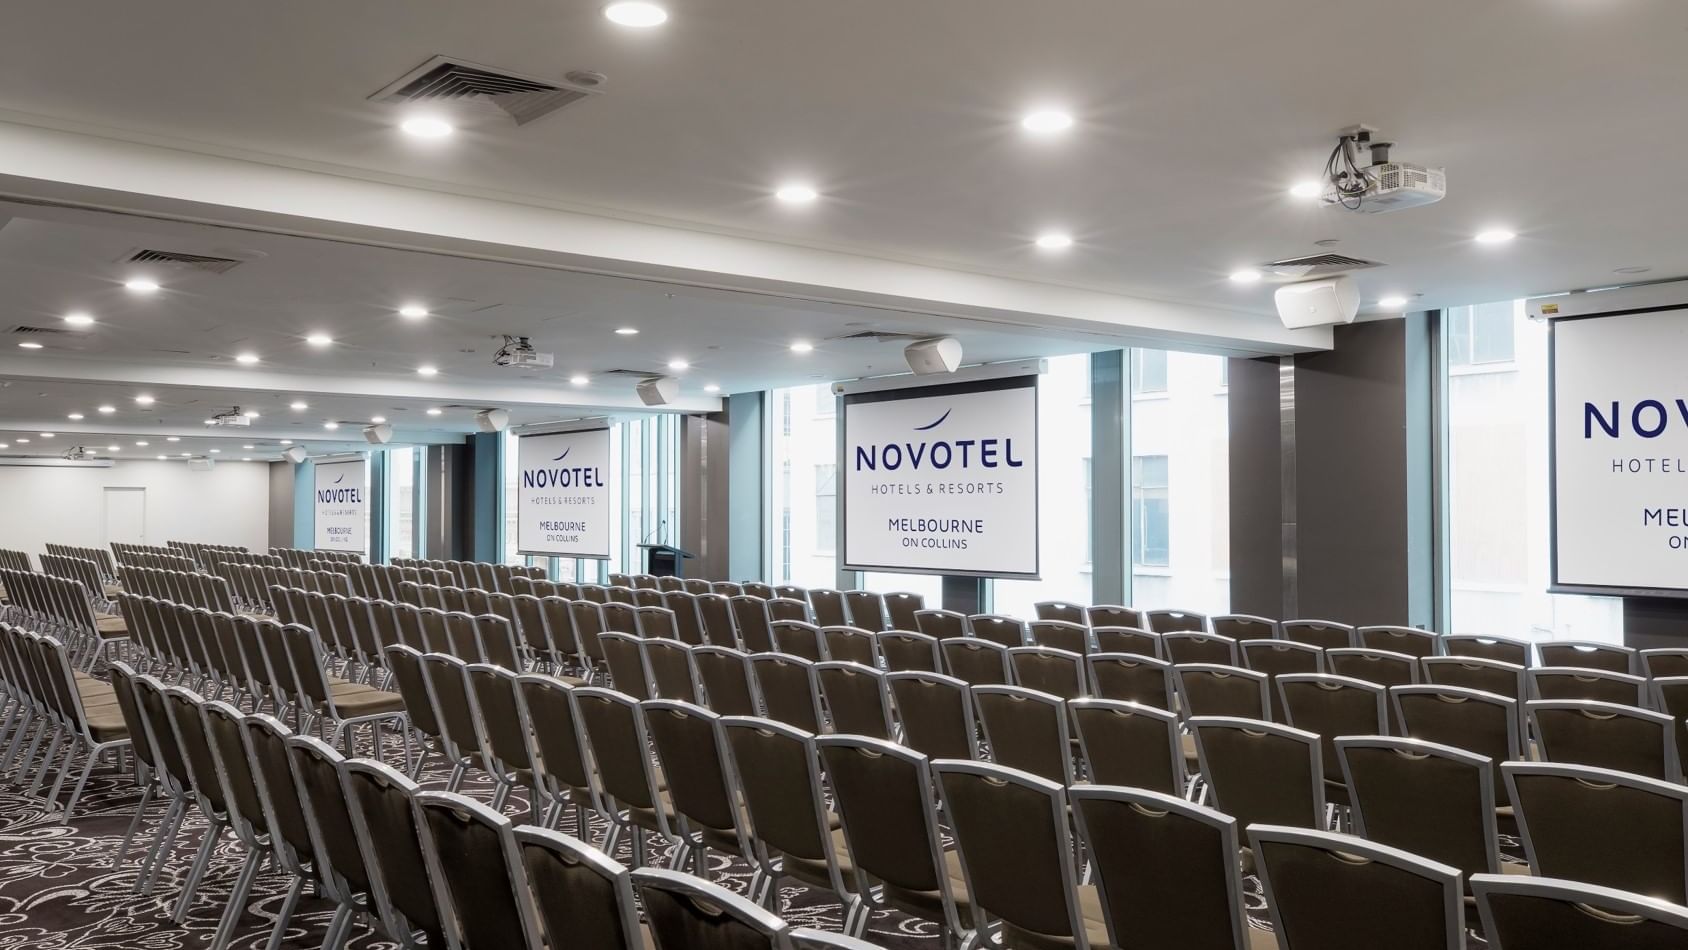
<box><xmin>854</xmin><ymin>407</ymin><xmax>1024</xmax><ymax>471</ymax></box>
<box><xmin>523</xmin><ymin>445</ymin><xmax>604</xmax><ymax>489</ymax></box>
<box><xmin>317</xmin><ymin>486</ymin><xmax>363</xmax><ymax>504</ymax></box>
<box><xmin>1584</xmin><ymin>399</ymin><xmax>1688</xmax><ymax>439</ymax></box>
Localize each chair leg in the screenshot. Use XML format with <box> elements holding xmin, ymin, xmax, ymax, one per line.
<box><xmin>319</xmin><ymin>902</ymin><xmax>355</xmax><ymax>950</ymax></box>
<box><xmin>61</xmin><ymin>746</ymin><xmax>101</xmax><ymax>819</ymax></box>
<box><xmin>172</xmin><ymin>820</ymin><xmax>226</xmax><ymax>922</ymax></box>
<box><xmin>45</xmin><ymin>736</ymin><xmax>82</xmax><ymax>808</ymax></box>
<box><xmin>117</xmin><ymin>781</ymin><xmax>157</xmax><ymax>866</ymax></box>
<box><xmin>139</xmin><ymin>798</ymin><xmax>188</xmax><ymax>896</ymax></box>
<box><xmin>209</xmin><ymin>848</ymin><xmax>264</xmax><ymax>950</ymax></box>
<box><xmin>28</xmin><ymin>730</ymin><xmax>68</xmax><ymax>797</ymax></box>
<box><xmin>262</xmin><ymin>875</ymin><xmax>306</xmax><ymax>950</ymax></box>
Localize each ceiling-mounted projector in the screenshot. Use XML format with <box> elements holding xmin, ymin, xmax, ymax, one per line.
<box><xmin>189</xmin><ymin>457</ymin><xmax>214</xmax><ymax>471</ymax></box>
<box><xmin>1316</xmin><ymin>125</ymin><xmax>1445</xmax><ymax>214</ymax></box>
<box><xmin>1275</xmin><ymin>276</ymin><xmax>1360</xmax><ymax>329</ymax></box>
<box><xmin>282</xmin><ymin>445</ymin><xmax>308</xmax><ymax>464</ymax></box>
<box><xmin>206</xmin><ymin>408</ymin><xmax>252</xmax><ymax>428</ymax></box>
<box><xmin>492</xmin><ymin>335</ymin><xmax>554</xmax><ymax>369</ymax></box>
<box><xmin>905</xmin><ymin>337</ymin><xmax>963</xmax><ymax>375</ymax></box>
<box><xmin>475</xmin><ymin>409</ymin><xmax>510</xmax><ymax>432</ymax></box>
<box><xmin>363</xmin><ymin>424</ymin><xmax>394</xmax><ymax>445</ymax></box>
<box><xmin>636</xmin><ymin>376</ymin><xmax>679</xmax><ymax>407</ymax></box>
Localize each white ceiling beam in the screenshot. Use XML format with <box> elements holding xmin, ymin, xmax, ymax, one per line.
<box><xmin>0</xmin><ymin>419</ymin><xmax>464</xmax><ymax>445</ymax></box>
<box><xmin>0</xmin><ymin>115</ymin><xmax>1330</xmax><ymax>357</ymax></box>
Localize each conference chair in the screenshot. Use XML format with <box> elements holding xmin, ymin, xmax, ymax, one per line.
<box><xmin>1421</xmin><ymin>655</ymin><xmax>1529</xmax><ymax>734</ymax></box>
<box><xmin>1652</xmin><ymin>676</ymin><xmax>1688</xmax><ymax>780</ymax></box>
<box><xmin>663</xmin><ymin>590</ymin><xmax>708</xmax><ymax>647</ymax></box>
<box><xmin>643</xmin><ymin>699</ymin><xmax>753</xmax><ymax>877</ymax></box>
<box><xmin>886</xmin><ymin>671</ymin><xmax>980</xmax><ymax>761</ymax></box>
<box><xmin>128</xmin><ymin>674</ymin><xmax>200</xmax><ymax>899</ymax></box>
<box><xmin>1033</xmin><ymin>600</ymin><xmax>1088</xmax><ymax>626</ymax></box>
<box><xmin>1280</xmin><ymin>619</ymin><xmax>1357</xmax><ymax>651</ymax></box>
<box><xmin>419</xmin><ymin>652</ymin><xmax>487</xmax><ymax>792</ymax></box>
<box><xmin>574</xmin><ymin>686</ymin><xmax>681</xmax><ymax>865</ymax></box>
<box><xmin>697</xmin><ymin>592</ymin><xmax>739</xmax><ymax>648</ymax></box>
<box><xmin>691</xmin><ymin>645</ymin><xmax>761</xmax><ymax>717</ymax></box>
<box><xmin>1086</xmin><ymin>652</ymin><xmax>1174</xmax><ymax>710</ymax></box>
<box><xmin>1528</xmin><ymin>698</ymin><xmax>1681</xmax><ymax>782</ymax></box>
<box><xmin>1070</xmin><ymin>698</ymin><xmax>1185</xmax><ymax>796</ymax></box>
<box><xmin>914</xmin><ymin>609</ymin><xmax>969</xmax><ymax>641</ymax></box>
<box><xmin>1068</xmin><ymin>785</ymin><xmax>1270</xmax><ymax>950</ymax></box>
<box><xmin>1642</xmin><ymin>648</ymin><xmax>1688</xmax><ymax>681</ymax></box>
<box><xmin>1326</xmin><ymin>647</ymin><xmax>1419</xmax><ymax>690</ymax></box>
<box><xmin>1337</xmin><ymin>736</ymin><xmax>1506</xmax><ymax>889</ymax></box>
<box><xmin>1190</xmin><ymin>717</ymin><xmax>1326</xmax><ymax>860</ymax></box>
<box><xmin>711</xmin><ymin>582</ymin><xmax>745</xmax><ymax>599</ymax></box>
<box><xmin>634</xmin><ymin>866</ymin><xmax>792</xmax><ymax>950</ymax></box>
<box><xmin>643</xmin><ymin>638</ymin><xmax>699</xmax><ymax>703</ymax></box>
<box><xmin>1529</xmin><ymin>666</ymin><xmax>1647</xmax><ymax>707</ymax></box>
<box><xmin>1471</xmin><ymin>874</ymin><xmax>1688</xmax><ymax>950</ymax></box>
<box><xmin>767</xmin><ymin>597</ymin><xmax>811</xmax><ymax>624</ymax></box>
<box><xmin>809</xmin><ymin>588</ymin><xmax>850</xmax><ymax>628</ymax></box>
<box><xmin>600</xmin><ymin>631</ymin><xmax>654</xmax><ymax>700</ymax></box>
<box><xmin>1442</xmin><ymin>634</ymin><xmax>1532</xmax><ymax>668</ymax></box>
<box><xmin>467</xmin><ymin>663</ymin><xmax>542</xmax><ymax>815</ymax></box>
<box><xmin>1277</xmin><ymin>672</ymin><xmax>1388</xmax><ymax>806</ymax></box>
<box><xmin>972</xmin><ymin>685</ymin><xmax>1074</xmax><ymax>786</ymax></box>
<box><xmin>1249</xmin><ymin>825</ymin><xmax>1465</xmax><ymax>950</ymax></box>
<box><xmin>1090</xmin><ymin>626</ymin><xmax>1162</xmax><ymax>659</ymax></box>
<box><xmin>197</xmin><ymin>700</ymin><xmax>287</xmax><ymax>950</ymax></box>
<box><xmin>939</xmin><ymin>637</ymin><xmax>1012</xmax><ymax>688</ymax></box>
<box><xmin>822</xmin><ymin>736</ymin><xmax>977</xmax><ymax>945</ymax></box>
<box><xmin>932</xmin><ymin>759</ymin><xmax>1106</xmax><ymax>949</ymax></box>
<box><xmin>732</xmin><ymin>595</ymin><xmax>778</xmax><ymax>654</ymax></box>
<box><xmin>820</xmin><ymin>625</ymin><xmax>879</xmax><ymax>667</ymax></box>
<box><xmin>1028</xmin><ymin>620</ymin><xmax>1090</xmax><ymax>655</ymax></box>
<box><xmin>773</xmin><ymin>584</ymin><xmax>807</xmax><ymax>602</ymax></box>
<box><xmin>749</xmin><ymin>653</ymin><xmax>823</xmax><ymax>733</ymax></box>
<box><xmin>1392</xmin><ymin>684</ymin><xmax>1522</xmax><ymax>812</ymax></box>
<box><xmin>569</xmin><ymin>600</ymin><xmax>611</xmax><ymax>681</ymax></box>
<box><xmin>1009</xmin><ymin>646</ymin><xmax>1088</xmax><ymax>702</ymax></box>
<box><xmin>1146</xmin><ymin>608</ymin><xmax>1209</xmax><ymax>634</ymax></box>
<box><xmin>1086</xmin><ymin>604</ymin><xmax>1146</xmax><ymax>629</ymax></box>
<box><xmin>635</xmin><ymin>605</ymin><xmax>679</xmax><ymax>641</ymax></box>
<box><xmin>286</xmin><ymin>735</ymin><xmax>383</xmax><ymax>948</ymax></box>
<box><xmin>967</xmin><ymin>614</ymin><xmax>1027</xmax><ymax>649</ymax></box>
<box><xmin>1212</xmin><ymin>613</ymin><xmax>1280</xmax><ymax>642</ymax></box>
<box><xmin>158</xmin><ymin>686</ymin><xmax>234</xmax><ymax>923</ymax></box>
<box><xmin>1359</xmin><ymin>625</ymin><xmax>1440</xmax><ymax>659</ymax></box>
<box><xmin>883</xmin><ymin>591</ymin><xmax>924</xmax><ymax>632</ymax></box>
<box><xmin>1240</xmin><ymin>639</ymin><xmax>1323</xmax><ymax>721</ymax></box>
<box><xmin>720</xmin><ymin>716</ymin><xmax>866</xmax><ymax>934</ymax></box>
<box><xmin>1176</xmin><ymin>664</ymin><xmax>1271</xmax><ymax>720</ymax></box>
<box><xmin>236</xmin><ymin>714</ymin><xmax>320</xmax><ymax>948</ymax></box>
<box><xmin>415</xmin><ymin>791</ymin><xmax>544</xmax><ymax>950</ymax></box>
<box><xmin>514</xmin><ymin>673</ymin><xmax>602</xmax><ymax>836</ymax></box>
<box><xmin>1504</xmin><ymin>761</ymin><xmax>1688</xmax><ymax>904</ymax></box>
<box><xmin>339</xmin><ymin>759</ymin><xmax>448</xmax><ymax>949</ymax></box>
<box><xmin>814</xmin><ymin>661</ymin><xmax>895</xmax><ymax>739</ymax></box>
<box><xmin>683</xmin><ymin>579</ymin><xmax>711</xmax><ymax>596</ymax></box>
<box><xmin>844</xmin><ymin>590</ymin><xmax>889</xmax><ymax>632</ymax></box>
<box><xmin>1163</xmin><ymin>631</ymin><xmax>1240</xmax><ymax>666</ymax></box>
<box><xmin>514</xmin><ymin>826</ymin><xmax>645</xmax><ymax>950</ymax></box>
<box><xmin>1538</xmin><ymin>640</ymin><xmax>1638</xmax><ymax>676</ymax></box>
<box><xmin>876</xmin><ymin>630</ymin><xmax>941</xmax><ymax>673</ymax></box>
<box><xmin>741</xmin><ymin>582</ymin><xmax>776</xmax><ymax>601</ymax></box>
<box><xmin>770</xmin><ymin>619</ymin><xmax>825</xmax><ymax>662</ymax></box>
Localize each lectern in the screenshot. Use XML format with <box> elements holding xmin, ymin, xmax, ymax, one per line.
<box><xmin>638</xmin><ymin>544</ymin><xmax>695</xmax><ymax>578</ymax></box>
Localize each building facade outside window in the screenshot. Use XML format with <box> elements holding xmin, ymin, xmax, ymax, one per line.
<box><xmin>386</xmin><ymin>446</ymin><xmax>418</xmax><ymax>561</ymax></box>
<box><xmin>1442</xmin><ymin>299</ymin><xmax>1621</xmax><ymax>643</ymax></box>
<box><xmin>768</xmin><ymin>385</ymin><xmax>839</xmax><ymax>587</ymax></box>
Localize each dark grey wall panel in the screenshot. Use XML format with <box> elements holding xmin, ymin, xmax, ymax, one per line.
<box><xmin>1228</xmin><ymin>356</ymin><xmax>1288</xmax><ymax>617</ymax></box>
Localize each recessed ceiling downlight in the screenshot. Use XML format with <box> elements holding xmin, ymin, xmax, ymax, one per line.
<box><xmin>1020</xmin><ymin>110</ymin><xmax>1074</xmax><ymax>135</ymax></box>
<box><xmin>1034</xmin><ymin>233</ymin><xmax>1073</xmax><ymax>250</ymax></box>
<box><xmin>775</xmin><ymin>184</ymin><xmax>819</xmax><ymax>204</ymax></box>
<box><xmin>604</xmin><ymin>2</ymin><xmax>668</xmax><ymax>27</ymax></box>
<box><xmin>1228</xmin><ymin>269</ymin><xmax>1263</xmax><ymax>284</ymax></box>
<box><xmin>400</xmin><ymin>116</ymin><xmax>455</xmax><ymax>139</ymax></box>
<box><xmin>1475</xmin><ymin>229</ymin><xmax>1516</xmax><ymax>245</ymax></box>
<box><xmin>124</xmin><ymin>278</ymin><xmax>161</xmax><ymax>294</ymax></box>
<box><xmin>1377</xmin><ymin>296</ymin><xmax>1409</xmax><ymax>310</ymax></box>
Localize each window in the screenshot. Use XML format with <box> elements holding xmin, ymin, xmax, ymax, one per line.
<box><xmin>1441</xmin><ymin>298</ymin><xmax>1620</xmax><ymax>643</ymax></box>
<box><xmin>1448</xmin><ymin>301</ymin><xmax>1517</xmax><ymax>367</ymax></box>
<box><xmin>1132</xmin><ymin>348</ymin><xmax>1168</xmax><ymax>395</ymax></box>
<box><xmin>990</xmin><ymin>353</ymin><xmax>1095</xmax><ymax>618</ymax></box>
<box><xmin>386</xmin><ymin>446</ymin><xmax>418</xmax><ymax>560</ymax></box>
<box><xmin>813</xmin><ymin>463</ymin><xmax>837</xmax><ymax>555</ymax></box>
<box><xmin>1132</xmin><ymin>455</ymin><xmax>1170</xmax><ymax>567</ymax></box>
<box><xmin>768</xmin><ymin>384</ymin><xmax>839</xmax><ymax>587</ymax></box>
<box><xmin>1129</xmin><ymin>350</ymin><xmax>1230</xmax><ymax>612</ymax></box>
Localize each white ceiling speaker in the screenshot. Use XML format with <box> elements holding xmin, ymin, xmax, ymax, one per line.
<box><xmin>475</xmin><ymin>408</ymin><xmax>510</xmax><ymax>432</ymax></box>
<box><xmin>282</xmin><ymin>445</ymin><xmax>308</xmax><ymax>464</ymax></box>
<box><xmin>905</xmin><ymin>336</ymin><xmax>964</xmax><ymax>375</ymax></box>
<box><xmin>363</xmin><ymin>424</ymin><xmax>394</xmax><ymax>445</ymax></box>
<box><xmin>636</xmin><ymin>375</ymin><xmax>680</xmax><ymax>407</ymax></box>
<box><xmin>188</xmin><ymin>457</ymin><xmax>214</xmax><ymax>472</ymax></box>
<box><xmin>1274</xmin><ymin>275</ymin><xmax>1361</xmax><ymax>329</ymax></box>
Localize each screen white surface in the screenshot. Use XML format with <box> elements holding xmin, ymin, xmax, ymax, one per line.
<box><xmin>1553</xmin><ymin>307</ymin><xmax>1688</xmax><ymax>594</ymax></box>
<box><xmin>843</xmin><ymin>378</ymin><xmax>1039</xmax><ymax>577</ymax></box>
<box><xmin>312</xmin><ymin>459</ymin><xmax>367</xmax><ymax>554</ymax></box>
<box><xmin>516</xmin><ymin>428</ymin><xmax>612</xmax><ymax>559</ymax></box>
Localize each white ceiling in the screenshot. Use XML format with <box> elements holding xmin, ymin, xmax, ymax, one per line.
<box><xmin>0</xmin><ymin>0</ymin><xmax>1681</xmax><ymax>318</ymax></box>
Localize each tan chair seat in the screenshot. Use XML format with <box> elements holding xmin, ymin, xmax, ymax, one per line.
<box><xmin>102</xmin><ymin>583</ymin><xmax>124</xmax><ymax>599</ymax></box>
<box><xmin>879</xmin><ymin>845</ymin><xmax>975</xmax><ymax>924</ymax></box>
<box><xmin>325</xmin><ymin>680</ymin><xmax>407</xmax><ymax>715</ymax></box>
<box><xmin>95</xmin><ymin>615</ymin><xmax>128</xmax><ymax>636</ymax></box>
<box><xmin>83</xmin><ymin>705</ymin><xmax>130</xmax><ymax>742</ymax></box>
<box><xmin>1182</xmin><ymin>733</ymin><xmax>1199</xmax><ymax>763</ymax></box>
<box><xmin>1245</xmin><ymin>921</ymin><xmax>1281</xmax><ymax>950</ymax></box>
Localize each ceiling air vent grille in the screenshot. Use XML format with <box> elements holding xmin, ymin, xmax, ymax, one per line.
<box><xmin>369</xmin><ymin>56</ymin><xmax>602</xmax><ymax>126</ymax></box>
<box><xmin>9</xmin><ymin>324</ymin><xmax>71</xmax><ymax>335</ymax></box>
<box><xmin>126</xmin><ymin>249</ymin><xmax>245</xmax><ymax>274</ymax></box>
<box><xmin>833</xmin><ymin>330</ymin><xmax>934</xmax><ymax>343</ymax></box>
<box><xmin>1264</xmin><ymin>253</ymin><xmax>1383</xmax><ymax>279</ymax></box>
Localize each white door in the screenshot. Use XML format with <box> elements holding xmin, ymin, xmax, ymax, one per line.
<box><xmin>104</xmin><ymin>487</ymin><xmax>147</xmax><ymax>545</ymax></box>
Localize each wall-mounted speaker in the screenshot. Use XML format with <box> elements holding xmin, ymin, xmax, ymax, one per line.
<box><xmin>282</xmin><ymin>445</ymin><xmax>308</xmax><ymax>464</ymax></box>
<box><xmin>636</xmin><ymin>376</ymin><xmax>680</xmax><ymax>406</ymax></box>
<box><xmin>1274</xmin><ymin>276</ymin><xmax>1360</xmax><ymax>329</ymax></box>
<box><xmin>363</xmin><ymin>424</ymin><xmax>394</xmax><ymax>445</ymax></box>
<box><xmin>905</xmin><ymin>337</ymin><xmax>964</xmax><ymax>375</ymax></box>
<box><xmin>475</xmin><ymin>408</ymin><xmax>510</xmax><ymax>432</ymax></box>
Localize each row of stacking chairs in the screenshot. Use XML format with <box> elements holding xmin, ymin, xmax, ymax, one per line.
<box><xmin>0</xmin><ymin>548</ymin><xmax>32</xmax><ymax>572</ymax></box>
<box><xmin>112</xmin><ymin>547</ymin><xmax>197</xmax><ymax>573</ymax></box>
<box><xmin>45</xmin><ymin>542</ymin><xmax>118</xmax><ymax>582</ymax></box>
<box><xmin>116</xmin><ymin>593</ymin><xmax>407</xmax><ymax>753</ymax></box>
<box><xmin>166</xmin><ymin>540</ymin><xmax>246</xmax><ymax>566</ymax></box>
<box><xmin>0</xmin><ymin>622</ymin><xmax>131</xmax><ymax>819</ymax></box>
<box><xmin>336</xmin><ymin>561</ymin><xmax>454</xmax><ymax>600</ymax></box>
<box><xmin>41</xmin><ymin>553</ymin><xmax>113</xmax><ymax>609</ymax></box>
<box><xmin>211</xmin><ymin>562</ymin><xmax>350</xmax><ymax>613</ymax></box>
<box><xmin>203</xmin><ymin>549</ymin><xmax>284</xmax><ymax>571</ymax></box>
<box><xmin>0</xmin><ymin>567</ymin><xmax>127</xmax><ymax>670</ymax></box>
<box><xmin>389</xmin><ymin>557</ymin><xmax>547</xmax><ymax>593</ymax></box>
<box><xmin>107</xmin><ymin>676</ymin><xmax>892</xmax><ymax>950</ymax></box>
<box><xmin>271</xmin><ymin>546</ymin><xmax>361</xmax><ymax>569</ymax></box>
<box><xmin>118</xmin><ymin>565</ymin><xmax>237</xmax><ymax>613</ymax></box>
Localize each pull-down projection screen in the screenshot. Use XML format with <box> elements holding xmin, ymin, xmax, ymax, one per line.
<box><xmin>842</xmin><ymin>374</ymin><xmax>1039</xmax><ymax>578</ymax></box>
<box><xmin>1552</xmin><ymin>306</ymin><xmax>1688</xmax><ymax>597</ymax></box>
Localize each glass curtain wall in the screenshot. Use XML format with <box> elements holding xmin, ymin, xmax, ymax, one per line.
<box><xmin>768</xmin><ymin>384</ymin><xmax>841</xmax><ymax>588</ymax></box>
<box><xmin>1441</xmin><ymin>299</ymin><xmax>1622</xmax><ymax>643</ymax></box>
<box><xmin>386</xmin><ymin>446</ymin><xmax>419</xmax><ymax>560</ymax></box>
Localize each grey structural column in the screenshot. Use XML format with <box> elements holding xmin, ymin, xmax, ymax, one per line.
<box><xmin>680</xmin><ymin>409</ymin><xmax>733</xmax><ymax>582</ymax></box>
<box><xmin>726</xmin><ymin>392</ymin><xmax>766</xmax><ymax>583</ymax></box>
<box><xmin>423</xmin><ymin>443</ymin><xmax>466</xmax><ymax>561</ymax></box>
<box><xmin>1229</xmin><ymin>314</ymin><xmax>1436</xmax><ymax>627</ymax></box>
<box><xmin>1090</xmin><ymin>350</ymin><xmax>1128</xmax><ymax>606</ymax></box>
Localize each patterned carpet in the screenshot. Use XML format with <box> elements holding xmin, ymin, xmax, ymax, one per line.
<box><xmin>0</xmin><ymin>735</ymin><xmax>1511</xmax><ymax>948</ymax></box>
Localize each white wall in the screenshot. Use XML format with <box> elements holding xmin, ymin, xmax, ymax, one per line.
<box><xmin>0</xmin><ymin>460</ymin><xmax>269</xmax><ymax>563</ymax></box>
